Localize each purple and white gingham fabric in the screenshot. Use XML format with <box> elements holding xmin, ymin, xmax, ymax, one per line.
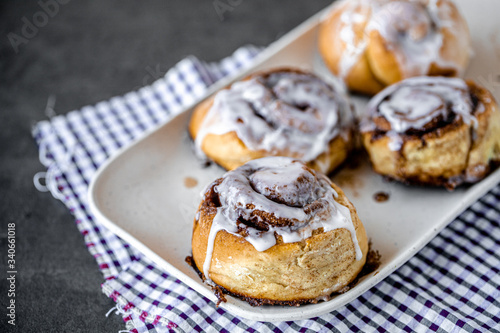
<box><xmin>33</xmin><ymin>46</ymin><xmax>500</xmax><ymax>333</ymax></box>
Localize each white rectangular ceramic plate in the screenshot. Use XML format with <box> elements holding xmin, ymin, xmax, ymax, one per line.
<box><xmin>89</xmin><ymin>0</ymin><xmax>500</xmax><ymax>322</ymax></box>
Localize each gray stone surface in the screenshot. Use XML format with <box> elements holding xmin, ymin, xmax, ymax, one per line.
<box><xmin>0</xmin><ymin>0</ymin><xmax>331</xmax><ymax>331</ymax></box>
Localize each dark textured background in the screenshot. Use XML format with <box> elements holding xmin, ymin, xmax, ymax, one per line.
<box><xmin>0</xmin><ymin>1</ymin><xmax>332</xmax><ymax>331</ymax></box>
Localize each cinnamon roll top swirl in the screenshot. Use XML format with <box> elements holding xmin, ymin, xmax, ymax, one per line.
<box><xmin>318</xmin><ymin>0</ymin><xmax>471</xmax><ymax>95</ymax></box>
<box><xmin>361</xmin><ymin>76</ymin><xmax>500</xmax><ymax>189</ymax></box>
<box><xmin>363</xmin><ymin>76</ymin><xmax>476</xmax><ymax>139</ymax></box>
<box><xmin>189</xmin><ymin>68</ymin><xmax>354</xmax><ymax>174</ymax></box>
<box><xmin>191</xmin><ymin>157</ymin><xmax>368</xmax><ymax>305</ymax></box>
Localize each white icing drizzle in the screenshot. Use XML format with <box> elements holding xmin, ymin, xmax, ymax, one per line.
<box><xmin>201</xmin><ymin>157</ymin><xmax>362</xmax><ymax>284</ymax></box>
<box><xmin>362</xmin><ymin>76</ymin><xmax>478</xmax><ymax>150</ymax></box>
<box><xmin>338</xmin><ymin>3</ymin><xmax>369</xmax><ymax>78</ymax></box>
<box><xmin>333</xmin><ymin>0</ymin><xmax>468</xmax><ymax>79</ymax></box>
<box><xmin>195</xmin><ymin>71</ymin><xmax>352</xmax><ymax>165</ymax></box>
<box><xmin>386</xmin><ymin>131</ymin><xmax>404</xmax><ymax>151</ymax></box>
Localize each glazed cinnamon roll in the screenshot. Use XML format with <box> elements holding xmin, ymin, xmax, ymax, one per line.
<box><xmin>188</xmin><ymin>68</ymin><xmax>354</xmax><ymax>174</ymax></box>
<box><xmin>318</xmin><ymin>0</ymin><xmax>471</xmax><ymax>95</ymax></box>
<box><xmin>190</xmin><ymin>157</ymin><xmax>368</xmax><ymax>306</ymax></box>
<box><xmin>361</xmin><ymin>76</ymin><xmax>500</xmax><ymax>189</ymax></box>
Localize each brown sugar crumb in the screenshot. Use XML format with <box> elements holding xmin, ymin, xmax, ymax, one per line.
<box><xmin>373</xmin><ymin>191</ymin><xmax>390</xmax><ymax>203</ymax></box>
<box><xmin>184</xmin><ymin>177</ymin><xmax>198</xmax><ymax>188</ymax></box>
<box><xmin>213</xmin><ymin>285</ymin><xmax>228</xmax><ymax>306</ymax></box>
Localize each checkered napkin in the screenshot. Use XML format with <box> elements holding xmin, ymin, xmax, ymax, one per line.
<box><xmin>33</xmin><ymin>45</ymin><xmax>500</xmax><ymax>333</ymax></box>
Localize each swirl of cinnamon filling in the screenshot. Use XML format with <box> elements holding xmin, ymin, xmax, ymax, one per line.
<box><xmin>361</xmin><ymin>76</ymin><xmax>478</xmax><ymax>149</ymax></box>
<box><xmin>200</xmin><ymin>157</ymin><xmax>362</xmax><ymax>284</ymax></box>
<box><xmin>194</xmin><ymin>69</ymin><xmax>352</xmax><ymax>163</ymax></box>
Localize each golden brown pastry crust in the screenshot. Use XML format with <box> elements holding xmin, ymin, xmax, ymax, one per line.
<box><xmin>191</xmin><ymin>160</ymin><xmax>369</xmax><ymax>305</ymax></box>
<box><xmin>318</xmin><ymin>0</ymin><xmax>471</xmax><ymax>95</ymax></box>
<box><xmin>188</xmin><ymin>68</ymin><xmax>353</xmax><ymax>174</ymax></box>
<box><xmin>361</xmin><ymin>79</ymin><xmax>500</xmax><ymax>189</ymax></box>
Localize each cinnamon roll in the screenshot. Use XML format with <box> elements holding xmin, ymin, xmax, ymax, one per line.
<box><xmin>190</xmin><ymin>157</ymin><xmax>368</xmax><ymax>306</ymax></box>
<box><xmin>188</xmin><ymin>68</ymin><xmax>354</xmax><ymax>174</ymax></box>
<box><xmin>361</xmin><ymin>76</ymin><xmax>500</xmax><ymax>189</ymax></box>
<box><xmin>318</xmin><ymin>0</ymin><xmax>471</xmax><ymax>95</ymax></box>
